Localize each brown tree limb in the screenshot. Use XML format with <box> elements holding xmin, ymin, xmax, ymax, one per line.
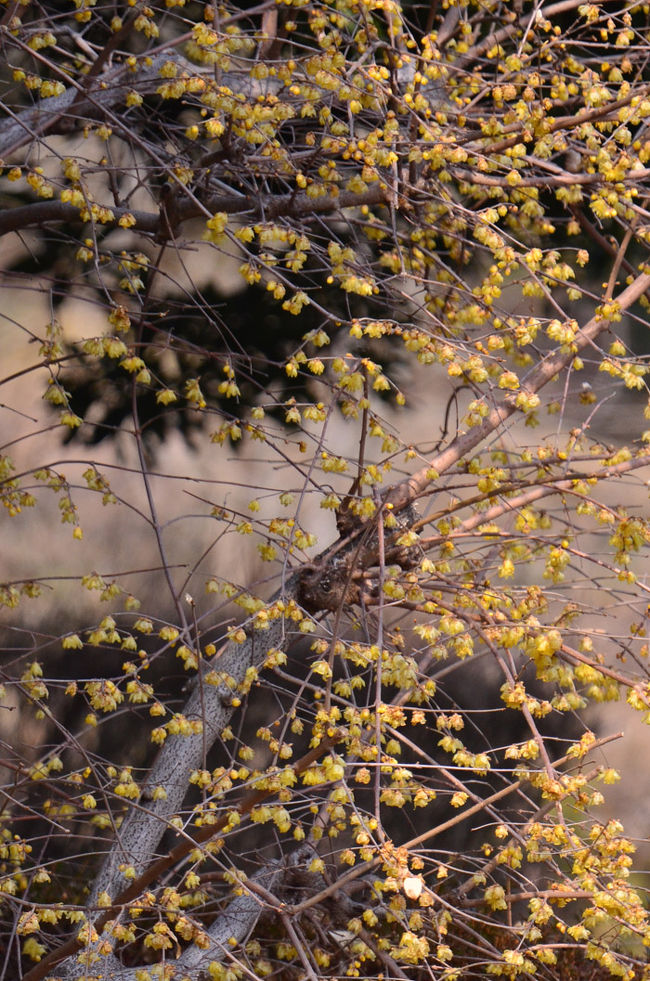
<box><xmin>0</xmin><ymin>187</ymin><xmax>387</xmax><ymax>241</ymax></box>
<box><xmin>384</xmin><ymin>270</ymin><xmax>650</xmax><ymax>513</ymax></box>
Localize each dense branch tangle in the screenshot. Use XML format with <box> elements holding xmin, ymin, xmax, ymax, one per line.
<box><xmin>2</xmin><ymin>2</ymin><xmax>650</xmax><ymax>981</ymax></box>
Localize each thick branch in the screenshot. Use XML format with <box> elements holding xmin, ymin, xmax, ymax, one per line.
<box><xmin>0</xmin><ymin>55</ymin><xmax>171</xmax><ymax>159</ymax></box>
<box><xmin>25</xmin><ymin>584</ymin><xmax>345</xmax><ymax>980</ymax></box>
<box><xmin>88</xmin><ymin>579</ymin><xmax>301</xmax><ymax>908</ymax></box>
<box><xmin>173</xmin><ymin>866</ymin><xmax>284</xmax><ymax>977</ymax></box>
<box><xmin>62</xmin><ymin>866</ymin><xmax>286</xmax><ymax>981</ymax></box>
<box><xmin>0</xmin><ymin>187</ymin><xmax>387</xmax><ymax>240</ymax></box>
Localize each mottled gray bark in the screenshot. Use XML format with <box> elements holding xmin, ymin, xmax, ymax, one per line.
<box><xmin>89</xmin><ymin>574</ymin><xmax>301</xmax><ymax>908</ymax></box>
